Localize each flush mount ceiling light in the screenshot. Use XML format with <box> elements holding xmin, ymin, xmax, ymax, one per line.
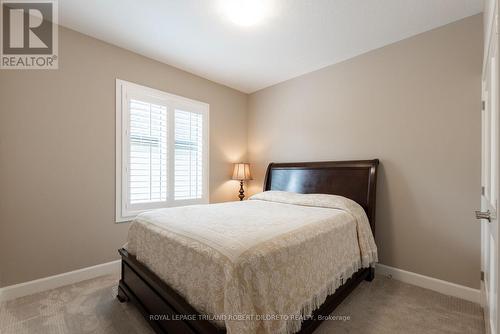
<box><xmin>219</xmin><ymin>0</ymin><xmax>272</xmax><ymax>27</ymax></box>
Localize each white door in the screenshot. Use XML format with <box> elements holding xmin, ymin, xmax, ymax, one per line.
<box><xmin>480</xmin><ymin>13</ymin><xmax>499</xmax><ymax>333</ymax></box>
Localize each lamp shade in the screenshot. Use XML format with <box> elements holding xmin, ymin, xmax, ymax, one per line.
<box><xmin>232</xmin><ymin>163</ymin><xmax>252</xmax><ymax>181</ymax></box>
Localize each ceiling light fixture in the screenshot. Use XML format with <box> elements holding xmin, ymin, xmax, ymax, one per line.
<box><xmin>219</xmin><ymin>0</ymin><xmax>272</xmax><ymax>27</ymax></box>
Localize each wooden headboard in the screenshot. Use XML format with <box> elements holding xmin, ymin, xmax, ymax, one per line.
<box><xmin>263</xmin><ymin>159</ymin><xmax>379</xmax><ymax>234</ymax></box>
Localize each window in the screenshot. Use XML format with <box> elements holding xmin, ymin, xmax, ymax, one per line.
<box><xmin>116</xmin><ymin>79</ymin><xmax>209</xmax><ymax>222</ymax></box>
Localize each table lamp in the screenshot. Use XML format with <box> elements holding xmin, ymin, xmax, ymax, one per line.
<box><xmin>232</xmin><ymin>163</ymin><xmax>252</xmax><ymax>200</ymax></box>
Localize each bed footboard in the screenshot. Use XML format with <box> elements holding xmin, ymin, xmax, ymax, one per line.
<box><xmin>117</xmin><ymin>248</ymin><xmax>373</xmax><ymax>334</ymax></box>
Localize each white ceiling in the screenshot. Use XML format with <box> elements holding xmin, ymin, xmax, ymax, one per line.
<box><xmin>59</xmin><ymin>0</ymin><xmax>483</xmax><ymax>93</ymax></box>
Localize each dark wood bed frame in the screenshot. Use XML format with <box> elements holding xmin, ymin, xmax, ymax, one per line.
<box><xmin>118</xmin><ymin>159</ymin><xmax>379</xmax><ymax>334</ymax></box>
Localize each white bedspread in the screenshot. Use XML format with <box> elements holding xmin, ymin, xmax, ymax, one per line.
<box><xmin>126</xmin><ymin>191</ymin><xmax>377</xmax><ymax>334</ymax></box>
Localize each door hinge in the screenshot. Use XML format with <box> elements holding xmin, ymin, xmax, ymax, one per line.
<box><xmin>482</xmin><ymin>100</ymin><xmax>486</xmax><ymax>111</ymax></box>
<box><xmin>481</xmin><ymin>271</ymin><xmax>484</xmax><ymax>282</ymax></box>
<box><xmin>482</xmin><ymin>186</ymin><xmax>485</xmax><ymax>195</ymax></box>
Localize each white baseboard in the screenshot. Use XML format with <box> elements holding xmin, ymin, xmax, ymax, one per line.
<box><xmin>0</xmin><ymin>260</ymin><xmax>121</xmax><ymax>303</ymax></box>
<box><xmin>376</xmin><ymin>263</ymin><xmax>481</xmax><ymax>304</ymax></box>
<box><xmin>0</xmin><ymin>260</ymin><xmax>480</xmax><ymax>305</ymax></box>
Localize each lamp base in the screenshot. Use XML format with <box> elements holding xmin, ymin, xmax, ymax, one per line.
<box><xmin>238</xmin><ymin>180</ymin><xmax>245</xmax><ymax>201</ymax></box>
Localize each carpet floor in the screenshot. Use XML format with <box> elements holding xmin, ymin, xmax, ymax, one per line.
<box><xmin>0</xmin><ymin>273</ymin><xmax>484</xmax><ymax>333</ymax></box>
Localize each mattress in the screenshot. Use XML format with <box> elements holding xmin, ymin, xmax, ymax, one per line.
<box><xmin>126</xmin><ymin>191</ymin><xmax>377</xmax><ymax>334</ymax></box>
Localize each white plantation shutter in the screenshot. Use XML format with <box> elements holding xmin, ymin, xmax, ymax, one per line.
<box><xmin>175</xmin><ymin>110</ymin><xmax>203</xmax><ymax>200</ymax></box>
<box><xmin>116</xmin><ymin>80</ymin><xmax>209</xmax><ymax>222</ymax></box>
<box><xmin>129</xmin><ymin>99</ymin><xmax>167</xmax><ymax>204</ymax></box>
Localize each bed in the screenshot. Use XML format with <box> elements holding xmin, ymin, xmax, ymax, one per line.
<box><xmin>117</xmin><ymin>159</ymin><xmax>379</xmax><ymax>334</ymax></box>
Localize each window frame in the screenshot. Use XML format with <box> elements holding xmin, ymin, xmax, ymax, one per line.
<box><xmin>116</xmin><ymin>79</ymin><xmax>209</xmax><ymax>222</ymax></box>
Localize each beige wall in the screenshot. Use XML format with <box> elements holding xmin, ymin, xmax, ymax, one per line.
<box><xmin>247</xmin><ymin>15</ymin><xmax>482</xmax><ymax>288</ymax></box>
<box><xmin>0</xmin><ymin>27</ymin><xmax>247</xmax><ymax>286</ymax></box>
